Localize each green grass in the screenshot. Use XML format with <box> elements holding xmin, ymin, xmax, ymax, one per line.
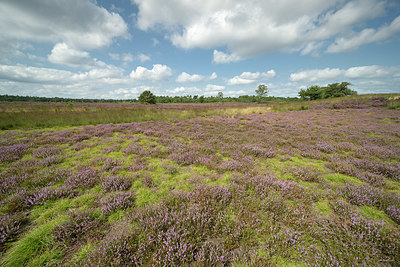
<box><xmin>135</xmin><ymin>187</ymin><xmax>158</xmax><ymax>207</ymax></box>
<box><xmin>1</xmin><ymin>218</ymin><xmax>66</xmax><ymax>266</ymax></box>
<box><xmin>314</xmin><ymin>199</ymin><xmax>333</xmax><ymax>215</ymax></box>
<box><xmin>323</xmin><ymin>173</ymin><xmax>363</xmax><ymax>184</ymax></box>
<box><xmin>359</xmin><ymin>206</ymin><xmax>392</xmax><ymax>223</ymax></box>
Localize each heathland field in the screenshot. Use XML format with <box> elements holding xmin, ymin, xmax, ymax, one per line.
<box><xmin>1</xmin><ymin>96</ymin><xmax>400</xmax><ymax>266</ymax></box>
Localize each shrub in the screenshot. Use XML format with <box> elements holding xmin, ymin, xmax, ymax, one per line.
<box><xmin>138</xmin><ymin>90</ymin><xmax>156</xmax><ymax>104</ymax></box>
<box><xmin>101</xmin><ymin>176</ymin><xmax>132</xmax><ymax>192</ymax></box>
<box><xmin>100</xmin><ymin>191</ymin><xmax>135</xmax><ymax>216</ymax></box>
<box><xmin>54</xmin><ymin>210</ymin><xmax>101</xmax><ymax>242</ymax></box>
<box><xmin>0</xmin><ymin>214</ymin><xmax>25</xmax><ymax>245</ymax></box>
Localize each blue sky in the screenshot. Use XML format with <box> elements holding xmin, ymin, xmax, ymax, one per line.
<box><xmin>0</xmin><ymin>0</ymin><xmax>399</xmax><ymax>99</ymax></box>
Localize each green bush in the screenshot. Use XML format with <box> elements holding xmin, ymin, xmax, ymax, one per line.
<box><xmin>138</xmin><ymin>90</ymin><xmax>156</xmax><ymax>104</ymax></box>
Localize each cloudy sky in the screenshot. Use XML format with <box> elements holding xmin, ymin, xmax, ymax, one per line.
<box><xmin>0</xmin><ymin>0</ymin><xmax>399</xmax><ymax>99</ymax></box>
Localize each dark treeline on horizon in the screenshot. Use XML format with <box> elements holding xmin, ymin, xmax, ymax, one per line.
<box><xmin>0</xmin><ymin>94</ymin><xmax>299</xmax><ymax>104</ymax></box>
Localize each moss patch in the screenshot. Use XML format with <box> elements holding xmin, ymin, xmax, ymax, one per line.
<box><xmin>324</xmin><ymin>173</ymin><xmax>363</xmax><ymax>184</ymax></box>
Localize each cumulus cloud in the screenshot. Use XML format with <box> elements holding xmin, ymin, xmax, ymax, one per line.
<box><xmin>289</xmin><ymin>65</ymin><xmax>400</xmax><ymax>82</ymax></box>
<box><xmin>166</xmin><ymin>86</ymin><xmax>201</xmax><ymax>95</ymax></box>
<box><xmin>327</xmin><ymin>15</ymin><xmax>400</xmax><ymax>53</ymax></box>
<box><xmin>48</xmin><ymin>43</ymin><xmax>97</xmax><ymax>69</ymax></box>
<box><xmin>130</xmin><ymin>64</ymin><xmax>173</xmax><ymax>81</ymax></box>
<box><xmin>103</xmin><ymin>87</ymin><xmax>140</xmax><ymax>99</ymax></box>
<box><xmin>227</xmin><ymin>70</ymin><xmax>276</xmax><ymax>85</ymax></box>
<box><xmin>0</xmin><ymin>0</ymin><xmax>128</xmax><ymax>50</ymax></box>
<box><xmin>133</xmin><ymin>0</ymin><xmax>395</xmax><ymax>61</ymax></box>
<box><xmin>0</xmin><ymin>64</ymin><xmax>73</xmax><ymax>84</ymax></box>
<box><xmin>176</xmin><ymin>72</ymin><xmax>204</xmax><ymax>83</ymax></box>
<box><xmin>213</xmin><ymin>50</ymin><xmax>241</xmax><ymax>64</ymax></box>
<box><xmin>0</xmin><ymin>63</ymin><xmax>152</xmax><ymax>99</ymax></box>
<box><xmin>205</xmin><ymin>84</ymin><xmax>225</xmax><ymax>91</ymax></box>
<box><xmin>290</xmin><ymin>68</ymin><xmax>344</xmax><ymax>82</ymax></box>
<box><xmin>176</xmin><ymin>72</ymin><xmax>217</xmax><ymax>83</ymax></box>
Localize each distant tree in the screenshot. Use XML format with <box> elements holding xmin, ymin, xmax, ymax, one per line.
<box><xmin>298</xmin><ymin>82</ymin><xmax>357</xmax><ymax>100</ymax></box>
<box><xmin>298</xmin><ymin>85</ymin><xmax>324</xmax><ymax>100</ymax></box>
<box><xmin>256</xmin><ymin>84</ymin><xmax>268</xmax><ymax>98</ymax></box>
<box><xmin>323</xmin><ymin>82</ymin><xmax>357</xmax><ymax>98</ymax></box>
<box><xmin>138</xmin><ymin>90</ymin><xmax>156</xmax><ymax>104</ymax></box>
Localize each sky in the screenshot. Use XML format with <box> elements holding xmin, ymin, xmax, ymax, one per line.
<box><xmin>0</xmin><ymin>0</ymin><xmax>399</xmax><ymax>99</ymax></box>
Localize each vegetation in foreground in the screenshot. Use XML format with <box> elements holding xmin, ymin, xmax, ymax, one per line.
<box><xmin>0</xmin><ymin>96</ymin><xmax>399</xmax><ymax>266</ymax></box>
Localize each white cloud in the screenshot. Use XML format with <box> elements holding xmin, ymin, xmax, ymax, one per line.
<box><xmin>176</xmin><ymin>72</ymin><xmax>217</xmax><ymax>83</ymax></box>
<box><xmin>0</xmin><ymin>64</ymin><xmax>73</xmax><ymax>84</ymax></box>
<box><xmin>227</xmin><ymin>70</ymin><xmax>275</xmax><ymax>85</ymax></box>
<box><xmin>167</xmin><ymin>86</ymin><xmax>186</xmax><ymax>94</ymax></box>
<box><xmin>138</xmin><ymin>54</ymin><xmax>151</xmax><ymax>62</ymax></box>
<box><xmin>290</xmin><ymin>68</ymin><xmax>345</xmax><ymax>82</ymax></box>
<box><xmin>345</xmin><ymin>65</ymin><xmax>391</xmax><ymax>79</ymax></box>
<box><xmin>213</xmin><ymin>50</ymin><xmax>241</xmax><ymax>64</ymax></box>
<box><xmin>262</xmin><ymin>70</ymin><xmax>276</xmax><ymax>79</ymax></box>
<box><xmin>301</xmin><ymin>42</ymin><xmax>324</xmax><ymax>57</ymax></box>
<box><xmin>205</xmin><ymin>84</ymin><xmax>225</xmax><ymax>91</ymax></box>
<box><xmin>166</xmin><ymin>86</ymin><xmax>200</xmax><ymax>95</ymax></box>
<box><xmin>102</xmin><ymin>87</ymin><xmax>140</xmax><ymax>99</ymax></box>
<box><xmin>290</xmin><ymin>65</ymin><xmax>400</xmax><ymax>82</ymax></box>
<box><xmin>152</xmin><ymin>38</ymin><xmax>160</xmax><ymax>46</ymax></box>
<box><xmin>327</xmin><ymin>15</ymin><xmax>400</xmax><ymax>53</ymax></box>
<box><xmin>0</xmin><ymin>0</ymin><xmax>128</xmax><ymax>50</ymax></box>
<box><xmin>227</xmin><ymin>77</ymin><xmax>256</xmax><ymax>85</ymax></box>
<box><xmin>133</xmin><ymin>0</ymin><xmax>397</xmax><ymax>60</ymax></box>
<box><xmin>130</xmin><ymin>64</ymin><xmax>172</xmax><ymax>81</ymax></box>
<box><xmin>121</xmin><ymin>54</ymin><xmax>134</xmax><ymax>63</ymax></box>
<box><xmin>176</xmin><ymin>72</ymin><xmax>204</xmax><ymax>83</ymax></box>
<box><xmin>110</xmin><ymin>53</ymin><xmax>150</xmax><ymax>63</ymax></box>
<box><xmin>48</xmin><ymin>43</ymin><xmax>94</xmax><ymax>69</ymax></box>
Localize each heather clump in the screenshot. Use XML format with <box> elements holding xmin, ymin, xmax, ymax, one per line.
<box><xmin>287</xmin><ymin>165</ymin><xmax>320</xmax><ymax>182</ymax></box>
<box><xmin>64</xmin><ymin>168</ymin><xmax>100</xmax><ymax>189</ymax></box>
<box><xmin>0</xmin><ymin>144</ymin><xmax>28</xmax><ymax>163</ymax></box>
<box><xmin>101</xmin><ymin>176</ymin><xmax>131</xmax><ymax>192</ymax></box>
<box><xmin>54</xmin><ymin>210</ymin><xmax>102</xmax><ymax>242</ymax></box>
<box><xmin>0</xmin><ymin>214</ymin><xmax>26</xmax><ymax>246</ymax></box>
<box><xmin>386</xmin><ymin>205</ymin><xmax>400</xmax><ymax>224</ymax></box>
<box><xmin>32</xmin><ymin>146</ymin><xmax>62</xmax><ymax>159</ymax></box>
<box><xmin>100</xmin><ymin>191</ymin><xmax>135</xmax><ymax>216</ymax></box>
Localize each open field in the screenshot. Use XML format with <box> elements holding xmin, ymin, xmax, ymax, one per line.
<box><xmin>1</xmin><ymin>95</ymin><xmax>400</xmax><ymax>266</ymax></box>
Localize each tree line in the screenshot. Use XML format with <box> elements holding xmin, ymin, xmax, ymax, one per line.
<box><xmin>0</xmin><ymin>82</ymin><xmax>356</xmax><ymax>104</ymax></box>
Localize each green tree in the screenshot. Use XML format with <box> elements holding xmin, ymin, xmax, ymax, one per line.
<box><xmin>255</xmin><ymin>84</ymin><xmax>268</xmax><ymax>98</ymax></box>
<box><xmin>298</xmin><ymin>85</ymin><xmax>324</xmax><ymax>100</ymax></box>
<box><xmin>323</xmin><ymin>82</ymin><xmax>357</xmax><ymax>98</ymax></box>
<box><xmin>138</xmin><ymin>90</ymin><xmax>156</xmax><ymax>104</ymax></box>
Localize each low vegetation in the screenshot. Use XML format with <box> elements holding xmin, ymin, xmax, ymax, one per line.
<box><xmin>0</xmin><ymin>94</ymin><xmax>399</xmax><ymax>266</ymax></box>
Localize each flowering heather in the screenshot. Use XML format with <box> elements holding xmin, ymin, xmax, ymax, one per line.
<box><xmin>0</xmin><ymin>214</ymin><xmax>24</xmax><ymax>245</ymax></box>
<box><xmin>287</xmin><ymin>165</ymin><xmax>320</xmax><ymax>182</ymax></box>
<box><xmin>64</xmin><ymin>168</ymin><xmax>100</xmax><ymax>189</ymax></box>
<box><xmin>100</xmin><ymin>191</ymin><xmax>135</xmax><ymax>216</ymax></box>
<box><xmin>0</xmin><ymin>98</ymin><xmax>400</xmax><ymax>265</ymax></box>
<box><xmin>127</xmin><ymin>158</ymin><xmax>147</xmax><ymax>172</ymax></box>
<box><xmin>32</xmin><ymin>146</ymin><xmax>62</xmax><ymax>158</ymax></box>
<box><xmin>54</xmin><ymin>210</ymin><xmax>102</xmax><ymax>242</ymax></box>
<box><xmin>386</xmin><ymin>205</ymin><xmax>400</xmax><ymax>224</ymax></box>
<box><xmin>0</xmin><ymin>144</ymin><xmax>28</xmax><ymax>163</ymax></box>
<box><xmin>101</xmin><ymin>176</ymin><xmax>132</xmax><ymax>192</ymax></box>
